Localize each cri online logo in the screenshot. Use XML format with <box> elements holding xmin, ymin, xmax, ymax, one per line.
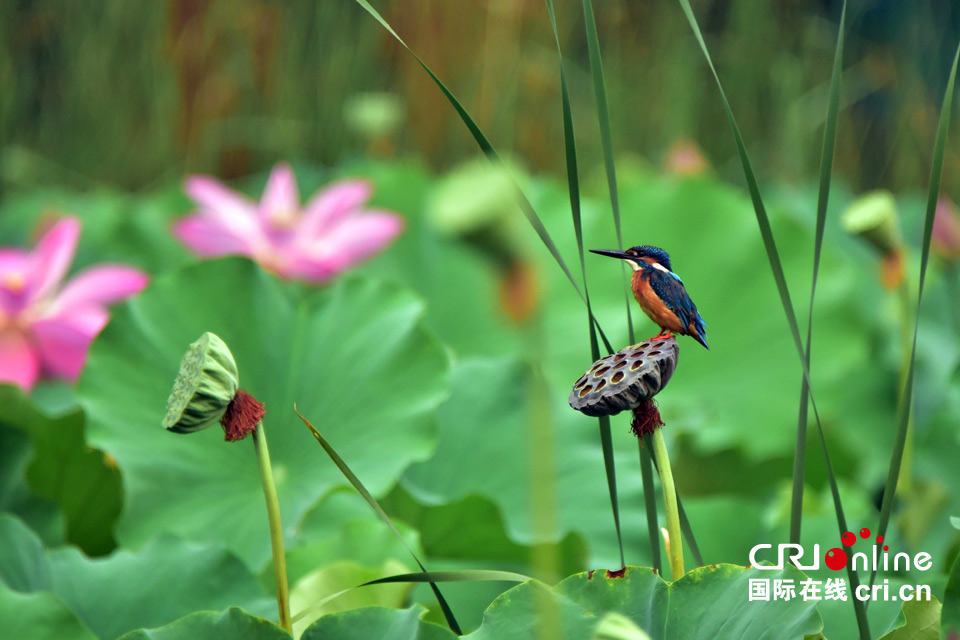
<box><xmin>749</xmin><ymin>527</ymin><xmax>932</xmax><ymax>572</ymax></box>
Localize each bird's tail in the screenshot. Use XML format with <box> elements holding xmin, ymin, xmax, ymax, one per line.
<box><xmin>692</xmin><ymin>313</ymin><xmax>709</xmax><ymax>349</ymax></box>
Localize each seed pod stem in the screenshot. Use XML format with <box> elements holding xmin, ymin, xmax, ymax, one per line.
<box><xmin>651</xmin><ymin>429</ymin><xmax>683</xmax><ymax>581</ymax></box>
<box><xmin>253</xmin><ymin>422</ymin><xmax>291</xmax><ymax>633</ymax></box>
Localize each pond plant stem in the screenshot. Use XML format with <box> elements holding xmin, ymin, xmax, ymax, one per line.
<box><xmin>253</xmin><ymin>422</ymin><xmax>292</xmax><ymax>633</ymax></box>
<box><xmin>651</xmin><ymin>430</ymin><xmax>683</xmax><ymax>581</ymax></box>
<box><xmin>946</xmin><ymin>264</ymin><xmax>960</xmax><ymax>337</ymax></box>
<box><xmin>638</xmin><ymin>439</ymin><xmax>662</xmax><ymax>573</ymax></box>
<box><xmin>896</xmin><ymin>278</ymin><xmax>914</xmax><ymax>495</ymax></box>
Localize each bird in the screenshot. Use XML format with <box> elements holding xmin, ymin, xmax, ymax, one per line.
<box><xmin>590</xmin><ymin>245</ymin><xmax>709</xmax><ymax>349</ymax></box>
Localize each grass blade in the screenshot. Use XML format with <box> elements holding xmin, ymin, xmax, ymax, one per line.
<box><xmin>790</xmin><ymin>0</ymin><xmax>846</xmax><ymax>547</ymax></box>
<box><xmin>637</xmin><ymin>440</ymin><xmax>662</xmax><ymax>572</ymax></box>
<box><xmin>675</xmin><ymin>494</ymin><xmax>704</xmax><ymax>567</ymax></box>
<box><xmin>675</xmin><ymin>2</ymin><xmax>868</xmax><ymax>636</ymax></box>
<box><xmin>296</xmin><ymin>408</ymin><xmax>462</xmax><ymax>635</ymax></box>
<box><xmin>360</xmin><ymin>570</ymin><xmax>531</xmax><ymax>585</ymax></box>
<box><xmin>871</xmin><ymin>41</ymin><xmax>960</xmax><ymax>593</ymax></box>
<box><xmin>582</xmin><ymin>0</ymin><xmax>661</xmax><ymax>572</ymax></box>
<box><xmin>545</xmin><ymin>0</ymin><xmax>624</xmax><ymax>569</ymax></box>
<box><xmin>352</xmin><ymin>0</ymin><xmax>613</xmax><ymax>354</ymax></box>
<box><xmin>581</xmin><ymin>0</ymin><xmax>635</xmax><ymax>346</ymax></box>
<box><xmin>291</xmin><ymin>570</ymin><xmax>530</xmax><ymax>626</ymax></box>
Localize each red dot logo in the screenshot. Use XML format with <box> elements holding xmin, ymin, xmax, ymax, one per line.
<box><xmin>860</xmin><ymin>527</ymin><xmax>870</xmax><ymax>538</ymax></box>
<box><xmin>825</xmin><ymin>547</ymin><xmax>848</xmax><ymax>570</ymax></box>
<box><xmin>841</xmin><ymin>532</ymin><xmax>855</xmax><ymax>546</ymax></box>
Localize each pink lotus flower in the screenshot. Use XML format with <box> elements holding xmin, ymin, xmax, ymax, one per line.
<box><xmin>0</xmin><ymin>217</ymin><xmax>149</xmax><ymax>390</ymax></box>
<box><xmin>933</xmin><ymin>196</ymin><xmax>960</xmax><ymax>260</ymax></box>
<box><xmin>174</xmin><ymin>164</ymin><xmax>404</xmax><ymax>282</ymax></box>
<box><xmin>664</xmin><ymin>139</ymin><xmax>709</xmax><ymax>176</ymax></box>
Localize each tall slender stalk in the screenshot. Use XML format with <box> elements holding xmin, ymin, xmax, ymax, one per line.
<box><xmin>789</xmin><ymin>1</ymin><xmax>846</xmax><ymax>547</ymax></box>
<box><xmin>871</xmin><ymin>40</ymin><xmax>960</xmax><ymax>599</ymax></box>
<box><xmin>651</xmin><ymin>430</ymin><xmax>683</xmax><ymax>581</ymax></box>
<box><xmin>252</xmin><ymin>423</ymin><xmax>291</xmax><ymax>634</ymax></box>
<box><xmin>946</xmin><ymin>264</ymin><xmax>960</xmax><ymax>336</ymax></box>
<box><xmin>896</xmin><ymin>278</ymin><xmax>914</xmax><ymax>495</ymax></box>
<box><xmin>638</xmin><ymin>440</ymin><xmax>662</xmax><ymax>572</ymax></box>
<box><xmin>544</xmin><ymin>0</ymin><xmax>624</xmax><ymax>569</ymax></box>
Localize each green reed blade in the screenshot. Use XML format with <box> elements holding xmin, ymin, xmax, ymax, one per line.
<box><xmin>297</xmin><ymin>409</ymin><xmax>462</xmax><ymax>635</ymax></box>
<box><xmin>638</xmin><ymin>441</ymin><xmax>662</xmax><ymax>573</ymax></box>
<box><xmin>291</xmin><ymin>570</ymin><xmax>530</xmax><ymax>626</ymax></box>
<box><xmin>676</xmin><ymin>1</ymin><xmax>868</xmax><ymax>636</ymax></box>
<box><xmin>584</xmin><ymin>0</ymin><xmax>653</xmax><ymax>569</ymax></box>
<box><xmin>790</xmin><ymin>0</ymin><xmax>846</xmax><ymax>548</ymax></box>
<box><xmin>871</xmin><ymin>41</ymin><xmax>960</xmax><ymax>596</ymax></box>
<box><xmin>581</xmin><ymin>0</ymin><xmax>636</xmax><ymax>346</ymax></box>
<box><xmin>353</xmin><ymin>0</ymin><xmax>613</xmax><ymax>354</ymax></box>
<box><xmin>545</xmin><ymin>0</ymin><xmax>625</xmax><ymax>568</ymax></box>
<box><xmin>361</xmin><ymin>570</ymin><xmax>531</xmax><ymax>586</ymax></box>
<box><xmin>675</xmin><ymin>492</ymin><xmax>704</xmax><ymax>568</ymax></box>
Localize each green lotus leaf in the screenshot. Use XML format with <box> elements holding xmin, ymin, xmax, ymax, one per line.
<box><xmin>940</xmin><ymin>551</ymin><xmax>960</xmax><ymax>639</ymax></box>
<box><xmin>404</xmin><ymin>357</ymin><xmax>649</xmax><ymax>567</ymax></box>
<box><xmin>0</xmin><ymin>422</ymin><xmax>65</xmax><ymax>547</ymax></box>
<box><xmin>117</xmin><ymin>608</ymin><xmax>290</xmax><ymax>640</ymax></box>
<box><xmin>768</xmin><ymin>511</ymin><xmax>919</xmax><ymax>639</ymax></box>
<box><xmin>0</xmin><ymin>513</ymin><xmax>272</xmax><ymax>640</ymax></box>
<box><xmin>0</xmin><ymin>583</ymin><xmax>97</xmax><ymax>640</ymax></box>
<box><xmin>383</xmin><ymin>485</ymin><xmax>587</xmax><ymax>632</ymax></box>
<box><xmin>876</xmin><ymin>596</ymin><xmax>940</xmax><ymax>639</ymax></box>
<box><xmin>0</xmin><ymin>513</ymin><xmax>51</xmax><ymax>592</ymax></box>
<box><xmin>76</xmin><ymin>258</ymin><xmax>449</xmax><ymax>568</ymax></box>
<box><xmin>465</xmin><ymin>564</ymin><xmax>822</xmax><ymax>640</ymax></box>
<box><xmin>290</xmin><ymin>559</ymin><xmax>412</xmax><ymax>636</ymax></box>
<box><xmin>301</xmin><ymin>605</ymin><xmax>456</xmax><ymax>640</ymax></box>
<box><xmin>287</xmin><ymin>489</ymin><xmax>423</xmax><ymax>586</ymax></box>
<box><xmin>0</xmin><ymin>386</ymin><xmax>120</xmax><ymax>556</ymax></box>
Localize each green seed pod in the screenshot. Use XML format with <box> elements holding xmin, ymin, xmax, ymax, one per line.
<box><xmin>842</xmin><ymin>190</ymin><xmax>902</xmax><ymax>255</ymax></box>
<box><xmin>163</xmin><ymin>332</ymin><xmax>239</xmax><ymax>434</ymax></box>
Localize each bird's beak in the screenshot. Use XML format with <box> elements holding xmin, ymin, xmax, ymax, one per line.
<box><xmin>589</xmin><ymin>249</ymin><xmax>634</xmax><ymax>260</ymax></box>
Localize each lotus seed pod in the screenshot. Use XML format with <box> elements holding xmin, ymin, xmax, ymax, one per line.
<box><xmin>842</xmin><ymin>190</ymin><xmax>902</xmax><ymax>255</ymax></box>
<box><xmin>569</xmin><ymin>337</ymin><xmax>679</xmax><ymax>418</ymax></box>
<box><xmin>163</xmin><ymin>332</ymin><xmax>240</xmax><ymax>433</ymax></box>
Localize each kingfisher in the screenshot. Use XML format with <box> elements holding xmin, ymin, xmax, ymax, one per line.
<box><xmin>591</xmin><ymin>245</ymin><xmax>709</xmax><ymax>349</ymax></box>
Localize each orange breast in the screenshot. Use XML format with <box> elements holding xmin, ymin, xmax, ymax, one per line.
<box><xmin>631</xmin><ymin>271</ymin><xmax>684</xmax><ymax>334</ymax></box>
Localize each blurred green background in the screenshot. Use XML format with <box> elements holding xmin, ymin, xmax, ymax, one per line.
<box><xmin>2</xmin><ymin>0</ymin><xmax>959</xmax><ymax>192</ymax></box>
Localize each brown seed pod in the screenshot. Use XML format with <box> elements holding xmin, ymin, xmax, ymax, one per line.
<box><xmin>568</xmin><ymin>337</ymin><xmax>679</xmax><ymax>418</ymax></box>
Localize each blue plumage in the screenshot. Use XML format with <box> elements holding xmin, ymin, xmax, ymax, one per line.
<box><xmin>628</xmin><ymin>245</ymin><xmax>672</xmax><ymax>271</ymax></box>
<box><xmin>644</xmin><ymin>265</ymin><xmax>709</xmax><ymax>349</ymax></box>
<box><xmin>589</xmin><ymin>244</ymin><xmax>709</xmax><ymax>349</ymax></box>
